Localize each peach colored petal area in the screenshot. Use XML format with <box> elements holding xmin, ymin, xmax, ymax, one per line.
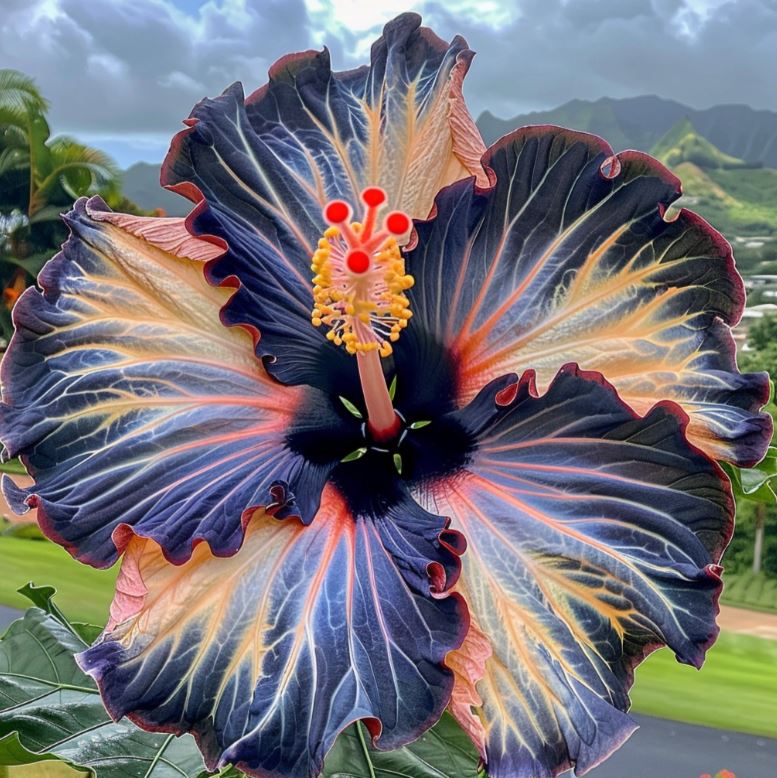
<box><xmin>105</xmin><ymin>534</ymin><xmax>149</xmax><ymax>632</ymax></box>
<box><xmin>446</xmin><ymin>47</ymin><xmax>490</xmax><ymax>189</ymax></box>
<box><xmin>92</xmin><ymin>211</ymin><xmax>223</xmax><ymax>263</ymax></box>
<box><xmin>446</xmin><ymin>619</ymin><xmax>491</xmax><ymax>758</ymax></box>
<box><xmin>381</xmin><ymin>32</ymin><xmax>489</xmax><ymax>221</ymax></box>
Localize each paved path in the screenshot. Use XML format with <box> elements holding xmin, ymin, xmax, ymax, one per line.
<box><xmin>578</xmin><ymin>714</ymin><xmax>777</xmax><ymax>778</ymax></box>
<box><xmin>0</xmin><ymin>604</ymin><xmax>23</xmax><ymax>631</ymax></box>
<box><xmin>718</xmin><ymin>602</ymin><xmax>777</xmax><ymax>640</ymax></box>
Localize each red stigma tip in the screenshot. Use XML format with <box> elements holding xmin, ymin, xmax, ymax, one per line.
<box><xmin>385</xmin><ymin>211</ymin><xmax>410</xmax><ymax>235</ymax></box>
<box><xmin>362</xmin><ymin>187</ymin><xmax>386</xmax><ymax>207</ymax></box>
<box><xmin>324</xmin><ymin>200</ymin><xmax>350</xmax><ymax>224</ymax></box>
<box><xmin>346</xmin><ymin>249</ymin><xmax>370</xmax><ymax>274</ymax></box>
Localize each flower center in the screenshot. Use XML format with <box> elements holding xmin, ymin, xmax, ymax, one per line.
<box><xmin>311</xmin><ymin>187</ymin><xmax>414</xmax><ymax>358</ymax></box>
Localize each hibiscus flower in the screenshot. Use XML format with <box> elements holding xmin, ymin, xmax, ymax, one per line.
<box><xmin>0</xmin><ymin>12</ymin><xmax>770</xmax><ymax>778</ymax></box>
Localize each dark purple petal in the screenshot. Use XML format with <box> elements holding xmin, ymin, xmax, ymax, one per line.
<box><xmin>161</xmin><ymin>12</ymin><xmax>485</xmax><ymax>390</ymax></box>
<box><xmin>405</xmin><ymin>126</ymin><xmax>771</xmax><ymax>465</ymax></box>
<box><xmin>78</xmin><ymin>486</ymin><xmax>467</xmax><ymax>777</ymax></box>
<box><xmin>0</xmin><ymin>197</ymin><xmax>342</xmax><ymax>567</ymax></box>
<box><xmin>429</xmin><ymin>365</ymin><xmax>733</xmax><ymax>777</ymax></box>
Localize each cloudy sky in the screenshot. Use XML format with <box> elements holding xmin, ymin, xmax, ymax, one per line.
<box><xmin>2</xmin><ymin>0</ymin><xmax>775</xmax><ymax>167</ymax></box>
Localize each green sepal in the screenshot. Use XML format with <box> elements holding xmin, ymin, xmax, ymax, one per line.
<box><xmin>341</xmin><ymin>447</ymin><xmax>368</xmax><ymax>463</ymax></box>
<box><xmin>0</xmin><ymin>459</ymin><xmax>26</xmax><ymax>476</ymax></box>
<box><xmin>339</xmin><ymin>396</ymin><xmax>363</xmax><ymax>419</ymax></box>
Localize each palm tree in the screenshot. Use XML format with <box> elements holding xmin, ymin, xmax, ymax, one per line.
<box><xmin>0</xmin><ymin>69</ymin><xmax>120</xmax><ymax>219</ymax></box>
<box><xmin>0</xmin><ymin>69</ymin><xmax>131</xmax><ymax>340</ymax></box>
<box><xmin>0</xmin><ymin>69</ymin><xmax>48</xmax><ymax>216</ymax></box>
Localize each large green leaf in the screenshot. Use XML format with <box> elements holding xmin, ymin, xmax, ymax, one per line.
<box><xmin>0</xmin><ymin>586</ymin><xmax>209</xmax><ymax>777</ymax></box>
<box><xmin>14</xmin><ymin>584</ymin><xmax>102</xmax><ymax>645</ymax></box>
<box><xmin>722</xmin><ymin>446</ymin><xmax>777</xmax><ymax>504</ymax></box>
<box><xmin>322</xmin><ymin>714</ymin><xmax>486</xmax><ymax>778</ymax></box>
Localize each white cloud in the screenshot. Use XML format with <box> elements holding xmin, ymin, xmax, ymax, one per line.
<box><xmin>159</xmin><ymin>71</ymin><xmax>207</xmax><ymax>92</ymax></box>
<box><xmin>1</xmin><ymin>0</ymin><xmax>314</xmax><ymax>137</ymax></box>
<box><xmin>2</xmin><ymin>0</ymin><xmax>775</xmax><ymax>165</ymax></box>
<box><xmin>421</xmin><ymin>0</ymin><xmax>777</xmax><ymax>118</ymax></box>
<box><xmin>306</xmin><ymin>0</ymin><xmax>520</xmax><ymax>58</ymax></box>
<box><xmin>86</xmin><ymin>53</ymin><xmax>128</xmax><ymax>79</ymax></box>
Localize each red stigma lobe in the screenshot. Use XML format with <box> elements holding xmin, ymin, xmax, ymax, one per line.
<box><xmin>346</xmin><ymin>249</ymin><xmax>370</xmax><ymax>274</ymax></box>
<box><xmin>362</xmin><ymin>187</ymin><xmax>387</xmax><ymax>207</ymax></box>
<box><xmin>386</xmin><ymin>212</ymin><xmax>410</xmax><ymax>235</ymax></box>
<box><xmin>324</xmin><ymin>200</ymin><xmax>350</xmax><ymax>224</ymax></box>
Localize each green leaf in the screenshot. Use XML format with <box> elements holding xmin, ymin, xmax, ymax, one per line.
<box><xmin>339</xmin><ymin>396</ymin><xmax>363</xmax><ymax>419</ymax></box>
<box><xmin>722</xmin><ymin>446</ymin><xmax>777</xmax><ymax>505</ymax></box>
<box><xmin>198</xmin><ymin>768</ymin><xmax>247</xmax><ymax>778</ymax></box>
<box><xmin>0</xmin><ymin>594</ymin><xmax>209</xmax><ymax>776</ymax></box>
<box><xmin>0</xmin><ymin>459</ymin><xmax>26</xmax><ymax>476</ymax></box>
<box><xmin>410</xmin><ymin>420</ymin><xmax>432</xmax><ymax>430</ymax></box>
<box><xmin>0</xmin><ymin>731</ymin><xmax>61</xmax><ymax>767</ymax></box>
<box><xmin>322</xmin><ymin>713</ymin><xmax>486</xmax><ymax>778</ymax></box>
<box><xmin>389</xmin><ymin>376</ymin><xmax>397</xmax><ymax>401</ymax></box>
<box><xmin>341</xmin><ymin>447</ymin><xmax>368</xmax><ymax>463</ymax></box>
<box><xmin>16</xmin><ymin>583</ymin><xmax>100</xmax><ymax>645</ymax></box>
<box><xmin>393</xmin><ymin>453</ymin><xmax>403</xmax><ymax>475</ymax></box>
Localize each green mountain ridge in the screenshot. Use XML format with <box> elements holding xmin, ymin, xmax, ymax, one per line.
<box><xmin>651</xmin><ymin>117</ymin><xmax>753</xmax><ymax>170</ymax></box>
<box><xmin>644</xmin><ymin>121</ymin><xmax>777</xmax><ymax>275</ymax></box>
<box><xmin>476</xmin><ymin>95</ymin><xmax>777</xmax><ymax>168</ymax></box>
<box><xmin>120</xmin><ymin>162</ymin><xmax>191</xmax><ymax>217</ymax></box>
<box><xmin>477</xmin><ymin>105</ymin><xmax>777</xmax><ymax>273</ymax></box>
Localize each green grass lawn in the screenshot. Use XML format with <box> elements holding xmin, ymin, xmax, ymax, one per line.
<box><xmin>0</xmin><ymin>536</ymin><xmax>117</xmax><ymax>626</ymax></box>
<box><xmin>631</xmin><ymin>630</ymin><xmax>777</xmax><ymax>738</ymax></box>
